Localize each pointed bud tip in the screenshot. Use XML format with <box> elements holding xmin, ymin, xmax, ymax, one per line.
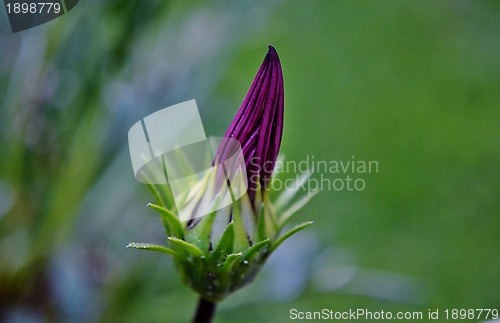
<box><xmin>266</xmin><ymin>45</ymin><xmax>280</xmax><ymax>65</ymax></box>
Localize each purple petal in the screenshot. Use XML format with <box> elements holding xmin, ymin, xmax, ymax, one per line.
<box><xmin>216</xmin><ymin>45</ymin><xmax>284</xmax><ymax>204</ymax></box>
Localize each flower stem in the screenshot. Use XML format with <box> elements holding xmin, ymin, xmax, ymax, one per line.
<box><xmin>193</xmin><ymin>297</ymin><xmax>216</xmax><ymax>323</ymax></box>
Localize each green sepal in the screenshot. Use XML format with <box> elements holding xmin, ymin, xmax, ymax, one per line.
<box><xmin>241</xmin><ymin>238</ymin><xmax>270</xmax><ymax>263</ymax></box>
<box><xmin>146</xmin><ymin>183</ymin><xmax>166</xmax><ymax>208</ymax></box>
<box><xmin>126</xmin><ymin>242</ymin><xmax>178</xmax><ymax>258</ymax></box>
<box><xmin>273</xmin><ymin>171</ymin><xmax>313</xmax><ymax>213</ymax></box>
<box><xmin>185</xmin><ymin>210</ymin><xmax>217</xmax><ymax>254</ymax></box>
<box><xmin>157</xmin><ymin>182</ymin><xmax>178</xmax><ymax>213</ymax></box>
<box><xmin>238</xmin><ymin>192</ymin><xmax>256</xmax><ymax>242</ymax></box>
<box><xmin>256</xmin><ymin>205</ymin><xmax>267</xmax><ymax>242</ymax></box>
<box><xmin>139</xmin><ymin>170</ymin><xmax>166</xmax><ymax>208</ymax></box>
<box><xmin>270</xmin><ymin>221</ymin><xmax>314</xmax><ymax>253</ymax></box>
<box><xmin>231</xmin><ymin>197</ymin><xmax>250</xmax><ymax>252</ymax></box>
<box><xmin>252</xmin><ymin>174</ymin><xmax>263</xmax><ymax>210</ymax></box>
<box><xmin>222</xmin><ymin>252</ymin><xmax>242</xmax><ymax>271</ymax></box>
<box><xmin>148</xmin><ymin>203</ymin><xmax>184</xmax><ymax>239</ymax></box>
<box><xmin>211</xmin><ymin>222</ymin><xmax>234</xmax><ymax>263</ymax></box>
<box><xmin>167</xmin><ymin>237</ymin><xmax>205</xmax><ymax>258</ymax></box>
<box><xmin>263</xmin><ymin>191</ymin><xmax>279</xmax><ymax>232</ymax></box>
<box><xmin>279</xmin><ymin>190</ymin><xmax>319</xmax><ymax>227</ymax></box>
<box><xmin>256</xmin><ymin>202</ymin><xmax>276</xmax><ymax>242</ymax></box>
<box><xmin>165</xmin><ymin>145</ymin><xmax>196</xmax><ymax>181</ymax></box>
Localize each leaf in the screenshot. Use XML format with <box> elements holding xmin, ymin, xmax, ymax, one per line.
<box><xmin>167</xmin><ymin>237</ymin><xmax>205</xmax><ymax>258</ymax></box>
<box><xmin>148</xmin><ymin>203</ymin><xmax>184</xmax><ymax>239</ymax></box>
<box><xmin>211</xmin><ymin>222</ymin><xmax>234</xmax><ymax>263</ymax></box>
<box><xmin>126</xmin><ymin>242</ymin><xmax>178</xmax><ymax>257</ymax></box>
<box><xmin>269</xmin><ymin>221</ymin><xmax>314</xmax><ymax>253</ymax></box>
<box><xmin>279</xmin><ymin>190</ymin><xmax>319</xmax><ymax>227</ymax></box>
<box><xmin>273</xmin><ymin>171</ymin><xmax>313</xmax><ymax>212</ymax></box>
<box><xmin>231</xmin><ymin>197</ymin><xmax>250</xmax><ymax>252</ymax></box>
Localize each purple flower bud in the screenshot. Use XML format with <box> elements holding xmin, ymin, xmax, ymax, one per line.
<box><xmin>216</xmin><ymin>45</ymin><xmax>284</xmax><ymax>202</ymax></box>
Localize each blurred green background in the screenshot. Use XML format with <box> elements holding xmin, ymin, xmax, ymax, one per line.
<box><xmin>1</xmin><ymin>0</ymin><xmax>499</xmax><ymax>322</ymax></box>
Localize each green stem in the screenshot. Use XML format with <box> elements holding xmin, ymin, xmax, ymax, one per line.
<box><xmin>193</xmin><ymin>297</ymin><xmax>216</xmax><ymax>323</ymax></box>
